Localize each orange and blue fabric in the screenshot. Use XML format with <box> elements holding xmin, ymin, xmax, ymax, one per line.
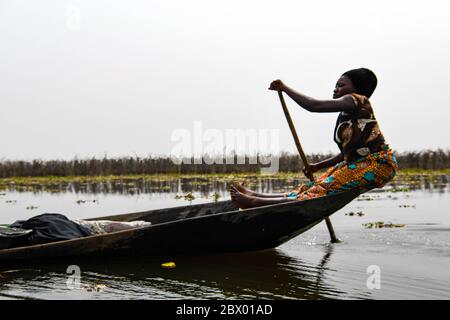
<box><xmin>286</xmin><ymin>146</ymin><xmax>398</xmax><ymax>201</ymax></box>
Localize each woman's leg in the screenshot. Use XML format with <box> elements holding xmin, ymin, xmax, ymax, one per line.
<box><xmin>295</xmin><ymin>151</ymin><xmax>397</xmax><ymax>201</ymax></box>
<box><xmin>230</xmin><ymin>186</ymin><xmax>293</xmax><ymax>209</ymax></box>
<box><xmin>230</xmin><ymin>150</ymin><xmax>397</xmax><ymax>209</ymax></box>
<box><xmin>234</xmin><ymin>183</ymin><xmax>287</xmax><ymax>198</ymax></box>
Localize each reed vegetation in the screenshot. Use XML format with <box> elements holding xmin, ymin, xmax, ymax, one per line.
<box><xmin>0</xmin><ymin>149</ymin><xmax>449</xmax><ymax>178</ymax></box>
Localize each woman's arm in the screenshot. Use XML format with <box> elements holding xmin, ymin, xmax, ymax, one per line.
<box><xmin>309</xmin><ymin>153</ymin><xmax>344</xmax><ymax>173</ymax></box>
<box><xmin>269</xmin><ymin>80</ymin><xmax>355</xmax><ymax>113</ymax></box>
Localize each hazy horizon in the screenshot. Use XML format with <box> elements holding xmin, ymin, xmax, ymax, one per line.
<box><xmin>2</xmin><ymin>0</ymin><xmax>449</xmax><ymax>161</ymax></box>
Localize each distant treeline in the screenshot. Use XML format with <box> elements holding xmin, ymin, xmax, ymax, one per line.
<box><xmin>0</xmin><ymin>150</ymin><xmax>449</xmax><ymax>178</ymax></box>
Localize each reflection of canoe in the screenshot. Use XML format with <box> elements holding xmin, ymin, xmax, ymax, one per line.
<box><xmin>1</xmin><ymin>249</ymin><xmax>340</xmax><ymax>299</ymax></box>
<box><xmin>0</xmin><ymin>188</ymin><xmax>362</xmax><ymax>262</ymax></box>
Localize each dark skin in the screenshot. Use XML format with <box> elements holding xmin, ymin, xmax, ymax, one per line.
<box><xmin>230</xmin><ymin>75</ymin><xmax>357</xmax><ymax>209</ymax></box>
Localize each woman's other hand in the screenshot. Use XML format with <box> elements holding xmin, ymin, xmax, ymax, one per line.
<box><xmin>269</xmin><ymin>79</ymin><xmax>286</xmax><ymax>91</ymax></box>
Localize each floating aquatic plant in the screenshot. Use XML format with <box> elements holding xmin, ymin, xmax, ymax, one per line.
<box><xmin>211</xmin><ymin>192</ymin><xmax>220</xmax><ymax>202</ymax></box>
<box><xmin>345</xmin><ymin>211</ymin><xmax>365</xmax><ymax>217</ymax></box>
<box><xmin>76</xmin><ymin>199</ymin><xmax>98</xmax><ymax>204</ymax></box>
<box><xmin>389</xmin><ymin>187</ymin><xmax>411</xmax><ymax>193</ymax></box>
<box><xmin>363</xmin><ymin>221</ymin><xmax>405</xmax><ymax>229</ymax></box>
<box><xmin>184</xmin><ymin>192</ymin><xmax>195</xmax><ymax>202</ymax></box>
<box><xmin>398</xmin><ymin>204</ymin><xmax>416</xmax><ymax>208</ymax></box>
<box><xmin>174</xmin><ymin>192</ymin><xmax>195</xmax><ymax>202</ymax></box>
<box><xmin>80</xmin><ymin>283</ymin><xmax>107</xmax><ymax>292</ymax></box>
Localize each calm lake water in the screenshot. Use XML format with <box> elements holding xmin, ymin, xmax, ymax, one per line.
<box><xmin>1</xmin><ymin>175</ymin><xmax>450</xmax><ymax>300</ymax></box>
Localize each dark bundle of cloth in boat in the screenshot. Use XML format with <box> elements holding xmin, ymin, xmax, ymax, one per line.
<box><xmin>0</xmin><ymin>213</ymin><xmax>92</xmax><ymax>250</ymax></box>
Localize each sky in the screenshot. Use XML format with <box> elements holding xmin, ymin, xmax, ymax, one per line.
<box><xmin>1</xmin><ymin>0</ymin><xmax>450</xmax><ymax>160</ymax></box>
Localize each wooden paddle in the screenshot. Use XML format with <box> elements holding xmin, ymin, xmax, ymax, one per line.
<box><xmin>277</xmin><ymin>91</ymin><xmax>340</xmax><ymax>243</ymax></box>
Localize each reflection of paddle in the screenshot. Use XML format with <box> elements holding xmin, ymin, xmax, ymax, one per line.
<box><xmin>277</xmin><ymin>91</ymin><xmax>340</xmax><ymax>243</ymax></box>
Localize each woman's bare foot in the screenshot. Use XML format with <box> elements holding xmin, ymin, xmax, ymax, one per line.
<box><xmin>230</xmin><ymin>186</ymin><xmax>256</xmax><ymax>209</ymax></box>
<box><xmin>230</xmin><ymin>182</ymin><xmax>287</xmax><ymax>199</ymax></box>
<box><xmin>235</xmin><ymin>182</ymin><xmax>252</xmax><ymax>195</ymax></box>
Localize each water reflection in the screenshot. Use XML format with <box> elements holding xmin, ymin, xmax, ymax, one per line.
<box><xmin>0</xmin><ymin>248</ymin><xmax>353</xmax><ymax>300</ymax></box>
<box><xmin>4</xmin><ymin>175</ymin><xmax>450</xmax><ymax>196</ymax></box>
<box><xmin>389</xmin><ymin>174</ymin><xmax>449</xmax><ymax>192</ymax></box>
<box><xmin>5</xmin><ymin>178</ymin><xmax>303</xmax><ymax>197</ymax></box>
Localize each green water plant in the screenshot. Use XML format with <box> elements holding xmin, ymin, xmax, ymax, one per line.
<box><xmin>174</xmin><ymin>192</ymin><xmax>196</xmax><ymax>202</ymax></box>
<box><xmin>363</xmin><ymin>221</ymin><xmax>405</xmax><ymax>229</ymax></box>
<box><xmin>211</xmin><ymin>192</ymin><xmax>220</xmax><ymax>202</ymax></box>
<box><xmin>345</xmin><ymin>211</ymin><xmax>365</xmax><ymax>217</ymax></box>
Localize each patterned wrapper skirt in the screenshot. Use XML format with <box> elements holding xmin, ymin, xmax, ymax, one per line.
<box><xmin>286</xmin><ymin>147</ymin><xmax>398</xmax><ymax>201</ymax></box>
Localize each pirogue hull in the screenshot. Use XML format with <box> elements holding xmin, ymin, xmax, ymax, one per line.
<box><xmin>0</xmin><ymin>188</ymin><xmax>362</xmax><ymax>262</ymax></box>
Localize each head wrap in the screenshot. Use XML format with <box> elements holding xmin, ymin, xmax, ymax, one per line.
<box><xmin>342</xmin><ymin>68</ymin><xmax>377</xmax><ymax>98</ymax></box>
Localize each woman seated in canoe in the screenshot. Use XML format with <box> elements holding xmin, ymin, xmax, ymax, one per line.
<box><xmin>230</xmin><ymin>68</ymin><xmax>398</xmax><ymax>209</ymax></box>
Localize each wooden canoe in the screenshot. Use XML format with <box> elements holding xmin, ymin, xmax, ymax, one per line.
<box><xmin>0</xmin><ymin>188</ymin><xmax>363</xmax><ymax>262</ymax></box>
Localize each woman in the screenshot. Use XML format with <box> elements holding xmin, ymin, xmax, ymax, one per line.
<box><xmin>230</xmin><ymin>68</ymin><xmax>398</xmax><ymax>209</ymax></box>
